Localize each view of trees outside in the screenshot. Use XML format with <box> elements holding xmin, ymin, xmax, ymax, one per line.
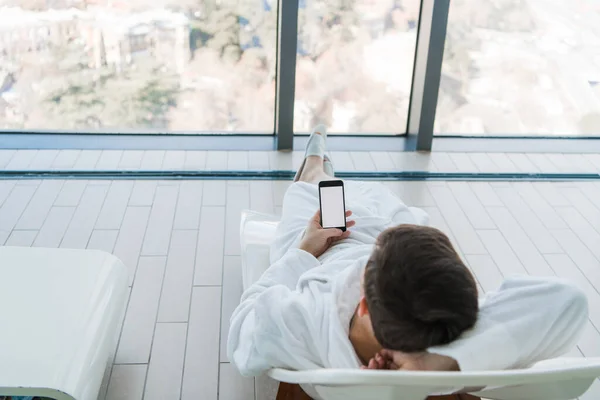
<box><xmin>0</xmin><ymin>0</ymin><xmax>419</xmax><ymax>135</ymax></box>
<box><xmin>293</xmin><ymin>0</ymin><xmax>420</xmax><ymax>134</ymax></box>
<box><xmin>2</xmin><ymin>0</ymin><xmax>599</xmax><ymax>136</ymax></box>
<box><xmin>0</xmin><ymin>0</ymin><xmax>277</xmax><ymax>133</ymax></box>
<box><xmin>436</xmin><ymin>0</ymin><xmax>600</xmax><ymax>136</ymax></box>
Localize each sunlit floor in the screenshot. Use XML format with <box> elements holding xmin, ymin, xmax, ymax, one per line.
<box><xmin>1</xmin><ymin>158</ymin><xmax>600</xmax><ymax>400</ymax></box>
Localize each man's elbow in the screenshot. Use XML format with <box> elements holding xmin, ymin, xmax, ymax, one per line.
<box><xmin>558</xmin><ymin>280</ymin><xmax>589</xmax><ymax>328</ymax></box>
<box><xmin>230</xmin><ymin>348</ymin><xmax>265</xmax><ymax>378</ymax></box>
<box><xmin>227</xmin><ymin>310</ymin><xmax>270</xmax><ymax>378</ymax></box>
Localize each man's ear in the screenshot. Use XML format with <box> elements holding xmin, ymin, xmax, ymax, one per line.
<box><xmin>357</xmin><ymin>296</ymin><xmax>369</xmax><ymax>318</ymax></box>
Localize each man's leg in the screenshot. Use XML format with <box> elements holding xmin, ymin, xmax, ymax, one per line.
<box><xmin>297</xmin><ymin>131</ymin><xmax>334</xmax><ymax>184</ymax></box>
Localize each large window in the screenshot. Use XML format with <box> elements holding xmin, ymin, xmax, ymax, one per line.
<box><xmin>435</xmin><ymin>0</ymin><xmax>600</xmax><ymax>136</ymax></box>
<box><xmin>0</xmin><ymin>1</ymin><xmax>276</xmax><ymax>133</ymax></box>
<box><xmin>293</xmin><ymin>0</ymin><xmax>421</xmax><ymax>135</ymax></box>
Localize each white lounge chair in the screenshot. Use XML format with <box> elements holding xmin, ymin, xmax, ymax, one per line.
<box><xmin>0</xmin><ymin>247</ymin><xmax>129</xmax><ymax>400</ymax></box>
<box><xmin>240</xmin><ymin>210</ymin><xmax>600</xmax><ymax>400</ymax></box>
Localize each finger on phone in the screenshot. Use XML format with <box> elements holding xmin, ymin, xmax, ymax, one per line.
<box><xmin>345</xmin><ymin>210</ymin><xmax>353</xmax><ymax>217</ymax></box>
<box><xmin>323</xmin><ymin>228</ymin><xmax>344</xmax><ymax>239</ymax></box>
<box><xmin>346</xmin><ymin>220</ymin><xmax>356</xmax><ymax>228</ymax></box>
<box><xmin>331</xmin><ymin>231</ymin><xmax>351</xmax><ymax>242</ymax></box>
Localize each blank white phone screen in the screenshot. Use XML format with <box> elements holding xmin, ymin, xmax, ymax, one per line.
<box><xmin>320</xmin><ymin>186</ymin><xmax>345</xmax><ymax>228</ymax></box>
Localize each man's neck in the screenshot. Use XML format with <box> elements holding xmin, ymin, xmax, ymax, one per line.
<box><xmin>348</xmin><ymin>312</ymin><xmax>382</xmax><ymax>366</ymax></box>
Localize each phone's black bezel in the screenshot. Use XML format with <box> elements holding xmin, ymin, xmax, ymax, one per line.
<box><xmin>318</xmin><ymin>180</ymin><xmax>347</xmax><ymax>231</ymax></box>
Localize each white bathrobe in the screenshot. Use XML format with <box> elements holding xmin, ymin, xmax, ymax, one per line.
<box><xmin>228</xmin><ymin>181</ymin><xmax>588</xmax><ymax>377</ymax></box>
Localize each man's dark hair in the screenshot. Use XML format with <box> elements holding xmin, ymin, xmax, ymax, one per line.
<box><xmin>364</xmin><ymin>224</ymin><xmax>478</xmax><ymax>352</ymax></box>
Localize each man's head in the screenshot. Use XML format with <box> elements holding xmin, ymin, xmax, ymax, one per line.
<box><xmin>359</xmin><ymin>224</ymin><xmax>478</xmax><ymax>352</ymax></box>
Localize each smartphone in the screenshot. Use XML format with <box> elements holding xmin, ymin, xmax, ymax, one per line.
<box><xmin>318</xmin><ymin>180</ymin><xmax>347</xmax><ymax>231</ymax></box>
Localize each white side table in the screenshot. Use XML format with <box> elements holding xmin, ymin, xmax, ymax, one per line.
<box><xmin>0</xmin><ymin>247</ymin><xmax>129</xmax><ymax>400</ymax></box>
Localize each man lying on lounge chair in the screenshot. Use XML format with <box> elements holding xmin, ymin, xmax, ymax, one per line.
<box><xmin>228</xmin><ymin>125</ymin><xmax>588</xmax><ymax>389</ymax></box>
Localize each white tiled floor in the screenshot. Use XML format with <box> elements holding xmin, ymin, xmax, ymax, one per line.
<box><xmin>1</xmin><ymin>149</ymin><xmax>600</xmax><ymax>174</ymax></box>
<box><xmin>2</xmin><ymin>153</ymin><xmax>600</xmax><ymax>399</ymax></box>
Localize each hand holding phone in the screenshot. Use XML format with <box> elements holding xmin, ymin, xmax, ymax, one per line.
<box><xmin>298</xmin><ymin>180</ymin><xmax>355</xmax><ymax>258</ymax></box>
<box><xmin>298</xmin><ymin>209</ymin><xmax>354</xmax><ymax>258</ymax></box>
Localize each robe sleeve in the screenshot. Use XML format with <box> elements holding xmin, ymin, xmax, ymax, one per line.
<box><xmin>428</xmin><ymin>276</ymin><xmax>588</xmax><ymax>371</ymax></box>
<box><xmin>227</xmin><ymin>248</ymin><xmax>325</xmax><ymax>377</ymax></box>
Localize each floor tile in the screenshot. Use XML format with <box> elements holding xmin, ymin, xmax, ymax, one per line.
<box><xmin>157</xmin><ymin>230</ymin><xmax>198</xmax><ymax>322</ymax></box>
<box><xmin>487</xmin><ymin>153</ymin><xmax>519</xmax><ymax>172</ymax></box>
<box><xmin>113</xmin><ymin>206</ymin><xmax>152</xmax><ymax>284</ymax></box>
<box><xmin>5</xmin><ymin>230</ymin><xmax>38</xmax><ymax>247</ymax></box>
<box><xmin>448</xmin><ymin>182</ymin><xmax>495</xmax><ymax>230</ymax></box>
<box><xmin>141</xmin><ymin>185</ymin><xmax>179</xmax><ymax>256</ymax></box>
<box><xmin>54</xmin><ymin>180</ymin><xmax>88</xmax><ymax>206</ymax></box>
<box><xmin>329</xmin><ymin>152</ymin><xmax>355</xmax><ymax>171</ymax></box>
<box><xmin>0</xmin><ymin>181</ymin><xmax>16</xmax><ymax>208</ymax></box>
<box><xmin>494</xmin><ymin>186</ymin><xmax>562</xmax><ymax>254</ymax></box>
<box><xmin>202</xmin><ymin>180</ymin><xmax>227</xmax><ymax>206</ymax></box>
<box><xmin>250</xmin><ymin>181</ymin><xmax>275</xmax><ymax>214</ymax></box>
<box><xmin>468</xmin><ymin>153</ymin><xmax>500</xmax><ymax>172</ymax></box>
<box><xmin>52</xmin><ymin>150</ymin><xmax>81</xmax><ymax>169</ymax></box>
<box><xmin>205</xmin><ymin>151</ymin><xmax>228</xmax><ymax>170</ymax></box>
<box><xmin>96</xmin><ymin>181</ymin><xmax>135</xmax><ymax>230</ymax></box>
<box><xmin>248</xmin><ymin>151</ymin><xmax>271</xmax><ymax>170</ymax></box>
<box><xmin>73</xmin><ymin>150</ymin><xmax>102</xmax><ymax>170</ymax></box>
<box><xmin>0</xmin><ymin>150</ymin><xmax>16</xmax><ymax>169</ymax></box>
<box><xmin>33</xmin><ymin>206</ymin><xmax>75</xmax><ymax>247</ymax></box>
<box><xmin>219</xmin><ymin>363</ymin><xmax>255</xmax><ymax>400</ymax></box>
<box><xmin>555</xmin><ymin>207</ymin><xmax>600</xmax><ymax>262</ymax></box>
<box><xmin>118</xmin><ymin>151</ymin><xmax>144</xmax><ymax>170</ymax></box>
<box><xmin>228</xmin><ymin>151</ymin><xmax>249</xmax><ymax>170</ymax></box>
<box><xmin>181</xmin><ymin>287</ymin><xmax>221</xmax><ymax>400</ymax></box>
<box><xmin>477</xmin><ymin>230</ymin><xmax>527</xmax><ymax>277</ymax></box>
<box><xmin>105</xmin><ymin>364</ymin><xmax>147</xmax><ymax>400</ymax></box>
<box><xmin>173</xmin><ymin>181</ymin><xmax>203</xmax><ymax>230</ymax></box>
<box><xmin>115</xmin><ymin>256</ymin><xmax>166</xmax><ymax>364</ymax></box>
<box><xmin>526</xmin><ymin>154</ymin><xmax>559</xmax><ymax>173</ymax></box>
<box><xmin>144</xmin><ymin>322</ymin><xmax>187</xmax><ymax>400</ymax></box>
<box><xmin>220</xmin><ymin>256</ymin><xmax>243</xmax><ymax>363</ymax></box>
<box><xmin>469</xmin><ymin>182</ymin><xmax>503</xmax><ymax>207</ymax></box>
<box><xmin>486</xmin><ymin>207</ymin><xmax>555</xmax><ymax>277</ymax></box>
<box><xmin>95</xmin><ymin>150</ymin><xmax>124</xmax><ymax>170</ymax></box>
<box><xmin>369</xmin><ymin>151</ymin><xmax>395</xmax><ymax>171</ymax></box>
<box><xmin>16</xmin><ymin>180</ymin><xmax>64</xmax><ymax>230</ymax></box>
<box><xmin>129</xmin><ymin>181</ymin><xmax>158</xmax><ymax>207</ymax></box>
<box><xmin>533</xmin><ymin>182</ymin><xmax>570</xmax><ymax>207</ymax></box>
<box><xmin>162</xmin><ymin>151</ymin><xmax>186</xmax><ymax>170</ymax></box>
<box><xmin>140</xmin><ymin>150</ymin><xmax>165</xmax><ymax>170</ymax></box>
<box><xmin>350</xmin><ymin>152</ymin><xmax>376</xmax><ymax>170</ymax></box>
<box><xmin>6</xmin><ymin>150</ymin><xmax>38</xmax><ymax>170</ymax></box>
<box><xmin>29</xmin><ymin>152</ymin><xmax>62</xmax><ymax>171</ymax></box>
<box><xmin>448</xmin><ymin>153</ymin><xmax>479</xmax><ymax>172</ymax></box>
<box><xmin>465</xmin><ymin>254</ymin><xmax>504</xmax><ymax>293</ymax></box>
<box><xmin>184</xmin><ymin>151</ymin><xmax>207</xmax><ymax>170</ymax></box>
<box><xmin>429</xmin><ymin>186</ymin><xmax>487</xmax><ymax>255</ymax></box>
<box><xmin>430</xmin><ymin>152</ymin><xmax>458</xmax><ymax>172</ymax></box>
<box><xmin>194</xmin><ymin>206</ymin><xmax>226</xmax><ymax>286</ymax></box>
<box><xmin>225</xmin><ymin>182</ymin><xmax>250</xmax><ymax>255</ymax></box>
<box><xmin>61</xmin><ymin>184</ymin><xmax>109</xmax><ymax>249</ymax></box>
<box><xmin>512</xmin><ymin>182</ymin><xmax>568</xmax><ymax>230</ymax></box>
<box><xmin>87</xmin><ymin>230</ymin><xmax>119</xmax><ymax>253</ymax></box>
